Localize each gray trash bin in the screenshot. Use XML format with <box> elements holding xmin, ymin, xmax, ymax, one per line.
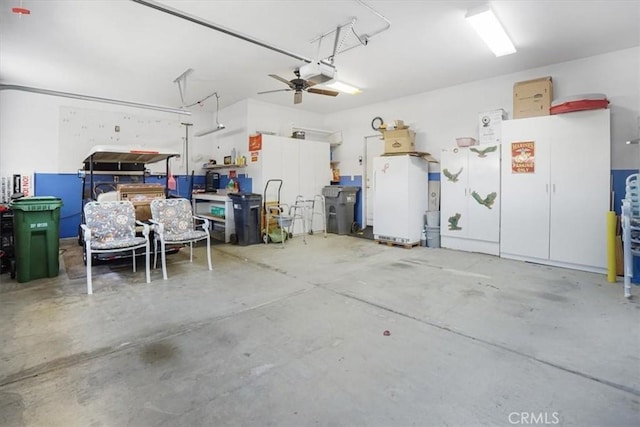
<box><xmin>322</xmin><ymin>186</ymin><xmax>359</xmax><ymax>235</ymax></box>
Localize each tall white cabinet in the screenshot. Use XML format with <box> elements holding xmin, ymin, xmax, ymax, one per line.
<box><xmin>440</xmin><ymin>144</ymin><xmax>501</xmax><ymax>255</ymax></box>
<box><xmin>246</xmin><ymin>134</ymin><xmax>332</xmax><ymax>234</ymax></box>
<box><xmin>500</xmin><ymin>109</ymin><xmax>611</xmax><ymax>273</ymax></box>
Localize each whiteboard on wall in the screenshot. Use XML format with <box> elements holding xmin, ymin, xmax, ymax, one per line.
<box><xmin>58</xmin><ymin>106</ymin><xmax>185</xmax><ymax>173</ymax></box>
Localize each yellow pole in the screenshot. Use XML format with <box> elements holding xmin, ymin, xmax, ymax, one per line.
<box><xmin>606</xmin><ymin>211</ymin><xmax>616</xmax><ymax>282</ymax></box>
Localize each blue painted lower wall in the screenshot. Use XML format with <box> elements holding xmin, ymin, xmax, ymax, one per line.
<box><xmin>31</xmin><ymin>170</ymin><xmax>639</xmax><ymax>283</ymax></box>
<box><xmin>33</xmin><ymin>172</ymin><xmax>251</xmax><ymax>239</ymax></box>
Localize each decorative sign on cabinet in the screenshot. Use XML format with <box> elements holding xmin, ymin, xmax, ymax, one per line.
<box><xmin>500</xmin><ymin>109</ymin><xmax>611</xmax><ymax>273</ymax></box>
<box><xmin>440</xmin><ymin>144</ymin><xmax>501</xmax><ymax>255</ymax></box>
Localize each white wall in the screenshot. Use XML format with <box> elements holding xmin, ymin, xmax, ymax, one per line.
<box><xmin>246</xmin><ymin>98</ymin><xmax>325</xmax><ymax>138</ymax></box>
<box><xmin>324</xmin><ymin>47</ymin><xmax>640</xmax><ymax>175</ymax></box>
<box><xmin>1</xmin><ymin>48</ymin><xmax>637</xmax><ymax>181</ymax></box>
<box><xmin>195</xmin><ymin>98</ymin><xmax>249</xmax><ymax>167</ymax></box>
<box><xmin>0</xmin><ymin>90</ymin><xmax>212</xmax><ymax>176</ymax></box>
<box><xmin>193</xmin><ymin>98</ymin><xmax>326</xmax><ymax>169</ymax></box>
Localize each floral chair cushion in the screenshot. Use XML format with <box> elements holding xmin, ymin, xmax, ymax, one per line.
<box><xmin>84</xmin><ymin>201</ymin><xmax>147</xmax><ymax>250</ymax></box>
<box><xmin>150</xmin><ymin>199</ymin><xmax>208</xmax><ymax>242</ymax></box>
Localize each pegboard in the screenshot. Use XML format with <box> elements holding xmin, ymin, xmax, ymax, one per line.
<box><xmin>58</xmin><ymin>106</ymin><xmax>185</xmax><ymax>173</ymax></box>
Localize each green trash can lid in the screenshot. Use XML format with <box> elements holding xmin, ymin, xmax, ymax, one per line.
<box><xmin>11</xmin><ymin>196</ymin><xmax>63</xmax><ymax>211</ymax></box>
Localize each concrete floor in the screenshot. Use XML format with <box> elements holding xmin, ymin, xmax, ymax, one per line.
<box><xmin>0</xmin><ymin>234</ymin><xmax>638</xmax><ymax>426</ymax></box>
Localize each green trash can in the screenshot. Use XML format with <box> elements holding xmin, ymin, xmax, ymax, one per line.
<box><xmin>12</xmin><ymin>196</ymin><xmax>63</xmax><ymax>283</ymax></box>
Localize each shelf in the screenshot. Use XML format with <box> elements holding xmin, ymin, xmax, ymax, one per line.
<box><xmin>78</xmin><ymin>169</ymin><xmax>146</xmax><ymax>177</ymax></box>
<box><xmin>202</xmin><ymin>164</ymin><xmax>246</xmax><ymax>170</ymax></box>
<box><xmin>192</xmin><ymin>194</ymin><xmax>235</xmax><ymax>243</ymax></box>
<box><xmin>290</xmin><ymin>125</ymin><xmax>342</xmax><ymax>146</ymax></box>
<box><xmin>198</xmin><ymin>214</ymin><xmax>226</xmax><ymax>223</ymax></box>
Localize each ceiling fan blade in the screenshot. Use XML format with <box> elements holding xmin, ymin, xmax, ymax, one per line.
<box><xmin>258</xmin><ymin>88</ymin><xmax>293</xmax><ymax>95</ymax></box>
<box><xmin>269</xmin><ymin>74</ymin><xmax>295</xmax><ymax>88</ymax></box>
<box><xmin>294</xmin><ymin>91</ymin><xmax>302</xmax><ymax>104</ymax></box>
<box><xmin>307</xmin><ymin>88</ymin><xmax>339</xmax><ymax>97</ymax></box>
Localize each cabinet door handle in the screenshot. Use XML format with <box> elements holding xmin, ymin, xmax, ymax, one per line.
<box><xmin>553</xmin><ymin>184</ymin><xmax>556</xmax><ymax>193</ymax></box>
<box><xmin>546</xmin><ymin>184</ymin><xmax>549</xmax><ymax>193</ymax></box>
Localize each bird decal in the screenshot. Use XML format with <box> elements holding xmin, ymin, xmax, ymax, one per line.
<box><xmin>471</xmin><ymin>191</ymin><xmax>498</xmax><ymax>209</ymax></box>
<box><xmin>448</xmin><ymin>213</ymin><xmax>462</xmax><ymax>230</ymax></box>
<box><xmin>470</xmin><ymin>145</ymin><xmax>497</xmax><ymax>158</ymax></box>
<box><xmin>443</xmin><ymin>167</ymin><xmax>463</xmax><ymax>182</ymax></box>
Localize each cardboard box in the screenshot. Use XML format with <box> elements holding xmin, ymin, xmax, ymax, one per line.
<box><xmin>117</xmin><ymin>183</ymin><xmax>165</xmax><ymax>221</ymax></box>
<box><xmin>379</xmin><ymin>119</ymin><xmax>408</xmax><ymax>131</ymax></box>
<box><xmin>382</xmin><ymin>129</ymin><xmax>415</xmax><ymax>153</ymax></box>
<box><xmin>479</xmin><ymin>108</ymin><xmax>507</xmax><ymax>144</ymax></box>
<box><xmin>513</xmin><ymin>76</ymin><xmax>553</xmax><ymax>119</ymax></box>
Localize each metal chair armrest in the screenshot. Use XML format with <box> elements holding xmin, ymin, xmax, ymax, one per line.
<box><xmin>135</xmin><ymin>220</ymin><xmax>151</xmax><ymax>237</ymax></box>
<box><xmin>80</xmin><ymin>224</ymin><xmax>92</xmax><ymax>241</ymax></box>
<box><xmin>193</xmin><ymin>215</ymin><xmax>210</xmax><ymax>231</ymax></box>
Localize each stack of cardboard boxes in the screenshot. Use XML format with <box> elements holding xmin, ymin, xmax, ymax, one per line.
<box><xmin>379</xmin><ymin>120</ymin><xmax>415</xmax><ymax>154</ymax></box>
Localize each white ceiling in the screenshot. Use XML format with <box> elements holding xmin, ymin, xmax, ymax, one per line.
<box><xmin>1</xmin><ymin>0</ymin><xmax>639</xmax><ymax>115</ymax></box>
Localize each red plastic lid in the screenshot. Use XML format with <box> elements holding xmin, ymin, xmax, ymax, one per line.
<box><xmin>550</xmin><ymin>99</ymin><xmax>609</xmax><ymax>115</ymax></box>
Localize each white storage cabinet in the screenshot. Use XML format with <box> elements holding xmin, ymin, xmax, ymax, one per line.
<box><xmin>440</xmin><ymin>143</ymin><xmax>501</xmax><ymax>255</ymax></box>
<box><xmin>246</xmin><ymin>134</ymin><xmax>331</xmax><ymax>235</ymax></box>
<box><xmin>500</xmin><ymin>109</ymin><xmax>610</xmax><ymax>273</ymax></box>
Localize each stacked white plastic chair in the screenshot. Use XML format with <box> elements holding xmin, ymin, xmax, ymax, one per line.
<box><xmin>622</xmin><ymin>173</ymin><xmax>639</xmax><ymax>298</ymax></box>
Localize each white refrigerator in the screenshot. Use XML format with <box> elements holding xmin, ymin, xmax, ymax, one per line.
<box><xmin>373</xmin><ymin>155</ymin><xmax>429</xmax><ymax>244</ymax></box>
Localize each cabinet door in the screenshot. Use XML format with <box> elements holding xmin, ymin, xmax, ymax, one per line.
<box><xmin>549</xmin><ymin>109</ymin><xmax>610</xmax><ymax>269</ymax></box>
<box><xmin>295</xmin><ymin>140</ymin><xmax>330</xmax><ymax>234</ymax></box>
<box><xmin>261</xmin><ymin>137</ymin><xmax>285</xmax><ymax>201</ymax></box>
<box><xmin>440</xmin><ymin>147</ymin><xmax>468</xmax><ymax>238</ymax></box>
<box><xmin>467</xmin><ymin>144</ymin><xmax>501</xmax><ymax>243</ymax></box>
<box><xmin>501</xmin><ymin>117</ymin><xmax>552</xmax><ymax>259</ymax></box>
<box><xmin>298</xmin><ymin>140</ymin><xmax>330</xmax><ymax>199</ymax></box>
<box><xmin>279</xmin><ymin>139</ymin><xmax>300</xmax><ymax>207</ymax></box>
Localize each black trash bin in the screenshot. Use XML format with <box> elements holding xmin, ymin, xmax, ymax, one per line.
<box><xmin>229</xmin><ymin>193</ymin><xmax>263</xmax><ymax>246</ymax></box>
<box><xmin>321</xmin><ymin>186</ymin><xmax>359</xmax><ymax>235</ymax></box>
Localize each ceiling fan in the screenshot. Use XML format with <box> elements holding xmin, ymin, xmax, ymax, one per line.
<box><xmin>257</xmin><ymin>69</ymin><xmax>339</xmax><ymax>104</ymax></box>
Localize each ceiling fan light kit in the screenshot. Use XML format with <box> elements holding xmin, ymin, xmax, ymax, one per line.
<box><xmin>326</xmin><ymin>81</ymin><xmax>361</xmax><ymax>95</ymax></box>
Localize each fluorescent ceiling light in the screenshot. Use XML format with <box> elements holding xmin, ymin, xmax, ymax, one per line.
<box><xmin>326</xmin><ymin>81</ymin><xmax>362</xmax><ymax>95</ymax></box>
<box><xmin>466</xmin><ymin>6</ymin><xmax>516</xmax><ymax>57</ymax></box>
